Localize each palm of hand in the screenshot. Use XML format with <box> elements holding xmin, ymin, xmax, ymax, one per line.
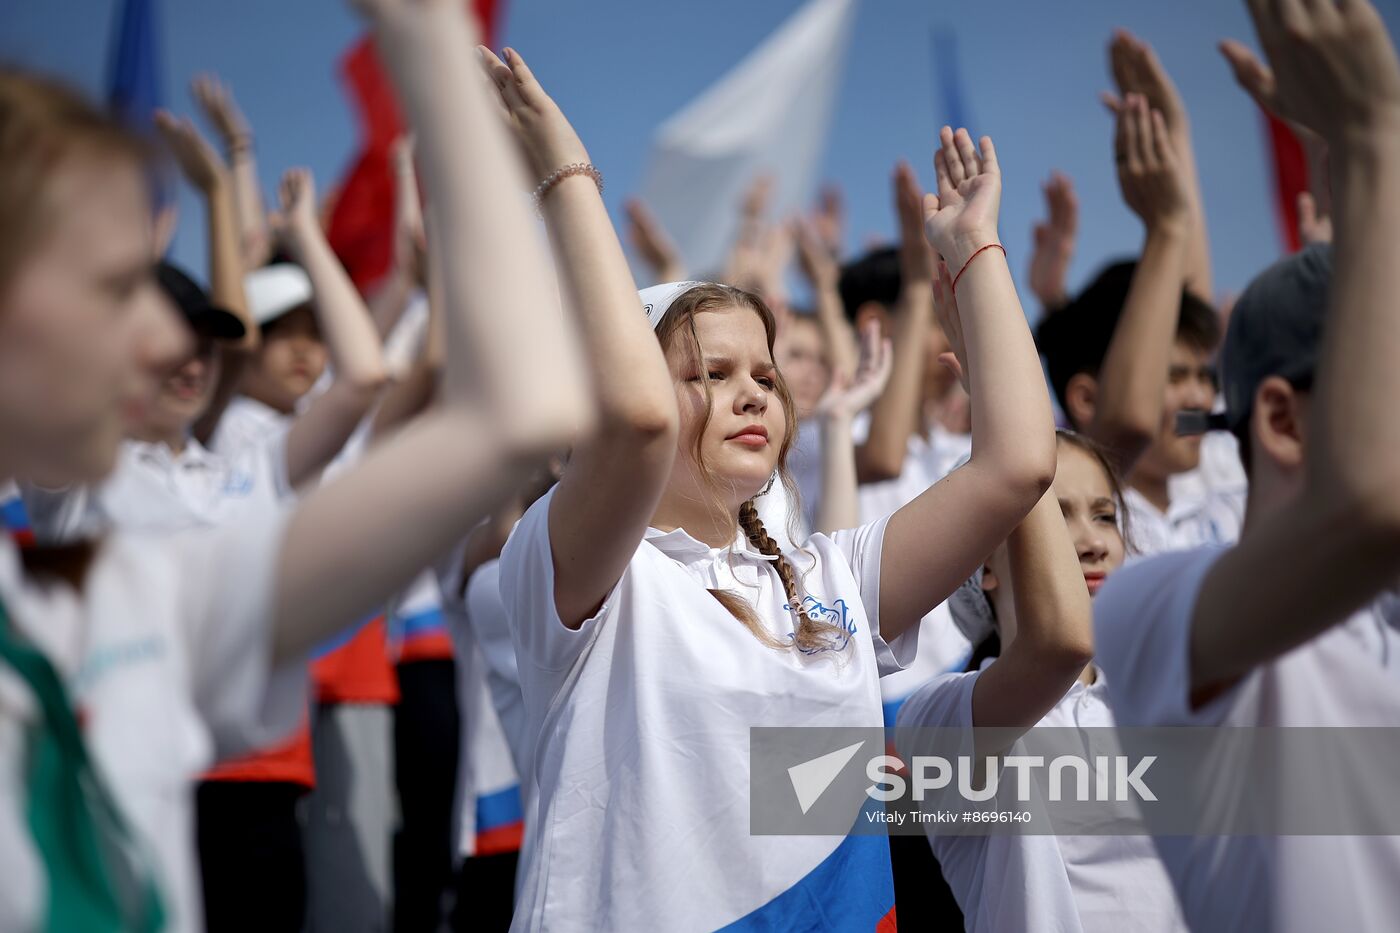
<box><xmin>926</xmin><ymin>173</ymin><xmax>1000</xmax><ymax>259</ymax></box>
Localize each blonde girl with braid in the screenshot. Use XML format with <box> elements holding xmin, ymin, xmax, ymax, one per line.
<box><xmin>480</xmin><ymin>46</ymin><xmax>1058</xmax><ymax>933</ymax></box>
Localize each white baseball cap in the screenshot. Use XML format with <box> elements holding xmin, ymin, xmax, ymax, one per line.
<box><xmin>244</xmin><ymin>263</ymin><xmax>314</xmax><ymax>327</ymax></box>
<box><xmin>639</xmin><ymin>281</ymin><xmax>706</xmax><ymax>331</ymax></box>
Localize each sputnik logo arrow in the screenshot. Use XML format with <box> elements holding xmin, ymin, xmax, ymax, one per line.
<box><xmin>787</xmin><ymin>740</ymin><xmax>865</xmax><ymax>814</ymax></box>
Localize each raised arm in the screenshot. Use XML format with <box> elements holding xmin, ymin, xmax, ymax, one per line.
<box><xmin>270</xmin><ymin>0</ymin><xmax>590</xmax><ymax>662</ymax></box>
<box><xmin>365</xmin><ymin>136</ymin><xmax>427</xmax><ymax>339</ymax></box>
<box><xmin>271</xmin><ymin>168</ymin><xmax>390</xmax><ymax>488</ymax></box>
<box><xmin>192</xmin><ymin>74</ymin><xmax>272</xmax><ymax>271</ymax></box>
<box><xmin>478</xmin><ymin>46</ymin><xmax>678</xmax><ymax>630</ymax></box>
<box><xmin>878</xmin><ymin>128</ymin><xmax>1058</xmax><ymax>641</ymax></box>
<box><xmin>854</xmin><ymin>162</ymin><xmax>937</xmax><ymax>483</ymax></box>
<box><xmin>812</xmin><ymin>320</ymin><xmax>892</xmax><ymax>534</ymax></box>
<box><xmin>969</xmin><ymin>493</ymin><xmax>1094</xmax><ymax>732</ymax></box>
<box><xmin>1086</xmin><ymin>94</ymin><xmax>1191</xmax><ymax>473</ymax></box>
<box><xmin>1189</xmin><ymin>0</ymin><xmax>1400</xmax><ymax>697</ymax></box>
<box><xmin>624</xmin><ymin>197</ymin><xmax>686</xmax><ymax>285</ymax></box>
<box><xmin>1107</xmin><ymin>30</ymin><xmax>1212</xmax><ymax>300</ymax></box>
<box><xmin>1027</xmin><ymin>171</ymin><xmax>1078</xmax><ymax>313</ymax></box>
<box><xmin>794</xmin><ymin>217</ymin><xmax>858</xmax><ymax>380</ymax></box>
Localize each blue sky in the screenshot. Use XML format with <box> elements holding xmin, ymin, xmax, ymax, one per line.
<box><xmin>5</xmin><ymin>0</ymin><xmax>1398</xmax><ymax>304</ymax></box>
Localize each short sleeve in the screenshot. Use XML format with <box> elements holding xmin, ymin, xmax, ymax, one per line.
<box><xmin>1093</xmin><ymin>546</ymin><xmax>1241</xmax><ymax>726</ymax></box>
<box><xmin>894</xmin><ymin>670</ymin><xmax>979</xmax><ymax>730</ymax></box>
<box><xmin>828</xmin><ymin>515</ymin><xmax>918</xmax><ymax>675</ymax></box>
<box><xmin>498</xmin><ymin>486</ymin><xmax>614</xmax><ymax>673</ymax></box>
<box><xmin>163</xmin><ymin>500</ymin><xmax>306</xmax><ymax>756</ymax></box>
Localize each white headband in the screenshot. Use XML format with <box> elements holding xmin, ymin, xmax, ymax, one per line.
<box><xmin>638</xmin><ymin>280</ymin><xmax>706</xmax><ymax>331</ymax></box>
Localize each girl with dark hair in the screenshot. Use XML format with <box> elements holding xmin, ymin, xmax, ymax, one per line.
<box><xmin>896</xmin><ymin>431</ymin><xmax>1184</xmax><ymax>932</ymax></box>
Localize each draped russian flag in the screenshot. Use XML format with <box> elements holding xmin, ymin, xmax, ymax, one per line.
<box><xmin>326</xmin><ymin>0</ymin><xmax>503</xmax><ymax>291</ymax></box>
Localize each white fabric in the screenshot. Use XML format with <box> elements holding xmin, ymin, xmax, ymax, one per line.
<box><xmin>1122</xmin><ymin>485</ymin><xmax>1245</xmax><ymax>558</ymax></box>
<box><xmin>0</xmin><ymin>503</ymin><xmax>293</xmax><ymax>933</ymax></box>
<box><xmin>209</xmin><ymin>395</ymin><xmax>292</xmax><ymax>463</ymax></box>
<box><xmin>896</xmin><ymin>662</ymin><xmax>1186</xmax><ymax>932</ymax></box>
<box><xmin>22</xmin><ymin>437</ymin><xmax>289</xmax><ymax>546</ymax></box>
<box><xmin>635</xmin><ymin>0</ymin><xmax>856</xmax><ymax>275</ymax></box>
<box><xmin>244</xmin><ymin>263</ymin><xmax>313</xmax><ymax>327</ymax></box>
<box><xmin>498</xmin><ymin>485</ymin><xmax>912</xmax><ymax>931</ymax></box>
<box><xmin>1094</xmin><ymin>547</ymin><xmax>1400</xmax><ymax>933</ymax></box>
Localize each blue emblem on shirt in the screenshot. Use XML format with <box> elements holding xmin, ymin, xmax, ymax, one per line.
<box><xmin>221</xmin><ymin>470</ymin><xmax>255</xmax><ymax>497</ymax></box>
<box><xmin>788</xmin><ymin>596</ymin><xmax>857</xmax><ymax>654</ymax></box>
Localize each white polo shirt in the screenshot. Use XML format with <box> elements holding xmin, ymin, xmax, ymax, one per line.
<box><xmin>499</xmin><ymin>487</ymin><xmax>914</xmax><ymax>932</ymax></box>
<box><xmin>209</xmin><ymin>395</ymin><xmax>291</xmax><ymax>462</ymax></box>
<box><xmin>896</xmin><ymin>662</ymin><xmax>1186</xmax><ymax>933</ymax></box>
<box><xmin>0</xmin><ymin>502</ymin><xmax>294</xmax><ymax>933</ymax></box>
<box><xmin>1122</xmin><ymin>486</ymin><xmax>1244</xmax><ymax>557</ymax></box>
<box><xmin>1094</xmin><ymin>547</ymin><xmax>1400</xmax><ymax>933</ymax></box>
<box><xmin>22</xmin><ymin>437</ymin><xmax>288</xmax><ymax>545</ymax></box>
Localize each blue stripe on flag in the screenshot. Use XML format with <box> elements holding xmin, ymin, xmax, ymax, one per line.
<box><xmin>1</xmin><ymin>497</ymin><xmax>30</xmax><ymax>534</ymax></box>
<box><xmin>476</xmin><ymin>784</ymin><xmax>523</xmax><ymax>831</ymax></box>
<box><xmin>717</xmin><ymin>832</ymin><xmax>895</xmax><ymax>932</ymax></box>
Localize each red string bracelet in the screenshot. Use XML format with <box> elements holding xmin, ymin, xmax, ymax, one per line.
<box><xmin>952</xmin><ymin>243</ymin><xmax>1007</xmax><ymax>292</ymax></box>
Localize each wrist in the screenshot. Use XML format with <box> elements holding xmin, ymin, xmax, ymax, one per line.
<box><xmin>940</xmin><ymin>229</ymin><xmax>1001</xmax><ymax>270</ymax></box>
<box><xmin>1144</xmin><ymin>212</ymin><xmax>1191</xmax><ymax>241</ymax></box>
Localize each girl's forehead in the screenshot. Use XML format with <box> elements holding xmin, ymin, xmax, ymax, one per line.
<box><xmin>1054</xmin><ymin>443</ymin><xmax>1112</xmax><ymax>498</ymax></box>
<box><xmin>688</xmin><ymin>306</ymin><xmax>769</xmax><ymax>352</ymax></box>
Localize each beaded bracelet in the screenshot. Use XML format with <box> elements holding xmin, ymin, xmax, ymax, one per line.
<box><xmin>533</xmin><ymin>162</ymin><xmax>603</xmax><ymax>215</ymax></box>
<box><xmin>951</xmin><ymin>243</ymin><xmax>1007</xmax><ymax>292</ymax></box>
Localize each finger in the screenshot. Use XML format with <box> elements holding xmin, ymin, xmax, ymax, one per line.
<box><xmin>1298</xmin><ymin>191</ymin><xmax>1318</xmax><ymax>229</ymax></box>
<box><xmin>1134</xmin><ymin>97</ymin><xmax>1156</xmax><ymax>170</ymax></box>
<box><xmin>1109</xmin><ymin>29</ymin><xmax>1133</xmax><ymax>92</ymax></box>
<box><xmin>1150</xmin><ymin>110</ymin><xmax>1174</xmax><ymax>166</ymax></box>
<box><xmin>954</xmin><ymin>128</ymin><xmax>980</xmax><ymax>180</ymax></box>
<box><xmin>1113</xmin><ymin>94</ymin><xmax>1130</xmax><ymax>168</ymax></box>
<box><xmin>923</xmin><ymin>191</ymin><xmax>941</xmax><ymax>222</ymax></box>
<box><xmin>1219</xmin><ymin>40</ymin><xmax>1277</xmax><ymax>112</ymax></box>
<box><xmin>932</xmin><ymin>148</ymin><xmax>954</xmax><ymax>202</ymax></box>
<box><xmin>977</xmin><ymin>136</ymin><xmax>998</xmax><ymax>177</ymax></box>
<box><xmin>502</xmin><ymin>48</ymin><xmax>546</xmax><ymax>106</ymax></box>
<box><xmin>477</xmin><ymin>46</ymin><xmax>524</xmax><ymax>109</ymax></box>
<box><xmin>939</xmin><ymin>125</ymin><xmax>965</xmax><ymax>189</ymax></box>
<box><xmin>893</xmin><ymin>161</ymin><xmax>923</xmax><ymax>234</ymax></box>
<box><xmin>1123</xmin><ymin>96</ymin><xmax>1145</xmax><ymax>173</ymax></box>
<box><xmin>1100</xmin><ymin>90</ymin><xmax>1124</xmax><ymax>116</ymax></box>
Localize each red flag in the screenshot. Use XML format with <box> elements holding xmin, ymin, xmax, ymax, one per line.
<box><xmin>327</xmin><ymin>0</ymin><xmax>502</xmax><ymax>290</ymax></box>
<box><xmin>1264</xmin><ymin>112</ymin><xmax>1308</xmax><ymax>255</ymax></box>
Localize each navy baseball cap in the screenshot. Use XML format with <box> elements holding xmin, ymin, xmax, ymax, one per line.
<box><xmin>155</xmin><ymin>262</ymin><xmax>246</xmax><ymax>340</ymax></box>
<box><xmin>1176</xmin><ymin>244</ymin><xmax>1330</xmax><ymax>437</ymax></box>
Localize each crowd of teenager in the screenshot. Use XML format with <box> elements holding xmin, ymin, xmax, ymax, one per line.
<box><xmin>1</xmin><ymin>0</ymin><xmax>1399</xmax><ymax>930</ymax></box>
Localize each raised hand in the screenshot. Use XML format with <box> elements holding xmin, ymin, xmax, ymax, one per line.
<box><xmin>794</xmin><ymin>216</ymin><xmax>838</xmax><ymax>292</ymax></box>
<box><xmin>477</xmin><ymin>46</ymin><xmax>590</xmax><ymax>183</ymax></box>
<box><xmin>894</xmin><ymin>160</ymin><xmax>936</xmax><ymax>286</ymax></box>
<box><xmin>273</xmin><ymin>168</ymin><xmax>319</xmax><ymax>245</ymax></box>
<box><xmin>1106</xmin><ymin>30</ymin><xmax>1188</xmax><ymax>140</ymax></box>
<box><xmin>1297</xmin><ymin>191</ymin><xmax>1333</xmax><ymax>245</ymax></box>
<box><xmin>1225</xmin><ymin>0</ymin><xmax>1400</xmax><ymax>145</ymax></box>
<box><xmin>1028</xmin><ymin>171</ymin><xmax>1078</xmax><ymax>310</ymax></box>
<box><xmin>624</xmin><ymin>198</ymin><xmax>685</xmax><ymax>284</ymax></box>
<box><xmin>816</xmin><ymin>318</ymin><xmax>893</xmax><ymax>419</ymax></box>
<box><xmin>1113</xmin><ymin>93</ymin><xmax>1189</xmax><ymax>232</ymax></box>
<box><xmin>931</xmin><ymin>260</ymin><xmax>969</xmax><ymax>396</ymax></box>
<box><xmin>923</xmin><ymin>126</ymin><xmax>1001</xmax><ymax>269</ymax></box>
<box><xmin>191</xmin><ymin>74</ymin><xmax>251</xmax><ymax>152</ymax></box>
<box><xmin>810</xmin><ymin>185</ymin><xmax>845</xmax><ymax>260</ymax></box>
<box><xmin>391</xmin><ymin>136</ymin><xmax>428</xmax><ymax>287</ymax></box>
<box><xmin>154</xmin><ymin>110</ymin><xmax>226</xmax><ymax>194</ymax></box>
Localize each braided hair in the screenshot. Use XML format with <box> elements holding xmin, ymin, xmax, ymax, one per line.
<box><xmin>656</xmin><ymin>283</ymin><xmax>850</xmax><ymax>654</ymax></box>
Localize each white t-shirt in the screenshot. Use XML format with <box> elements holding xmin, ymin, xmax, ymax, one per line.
<box><xmin>208</xmin><ymin>395</ymin><xmax>291</xmax><ymax>463</ymax></box>
<box><xmin>1094</xmin><ymin>547</ymin><xmax>1400</xmax><ymax>933</ymax></box>
<box><xmin>896</xmin><ymin>662</ymin><xmax>1186</xmax><ymax>933</ymax></box>
<box><xmin>22</xmin><ymin>437</ymin><xmax>289</xmax><ymax>545</ymax></box>
<box><xmin>0</xmin><ymin>503</ymin><xmax>294</xmax><ymax>933</ymax></box>
<box><xmin>498</xmin><ymin>487</ymin><xmax>914</xmax><ymax>932</ymax></box>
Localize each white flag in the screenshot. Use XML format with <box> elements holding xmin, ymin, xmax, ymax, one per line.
<box><xmin>636</xmin><ymin>0</ymin><xmax>858</xmax><ymax>277</ymax></box>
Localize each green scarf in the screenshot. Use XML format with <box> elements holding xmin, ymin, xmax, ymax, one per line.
<box><xmin>0</xmin><ymin>598</ymin><xmax>164</xmax><ymax>932</ymax></box>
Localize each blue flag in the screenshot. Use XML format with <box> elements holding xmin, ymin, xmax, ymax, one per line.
<box><xmin>107</xmin><ymin>0</ymin><xmax>163</xmax><ymax>132</ymax></box>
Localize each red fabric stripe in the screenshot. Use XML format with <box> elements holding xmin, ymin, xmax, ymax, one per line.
<box><xmin>1265</xmin><ymin>113</ymin><xmax>1308</xmax><ymax>254</ymax></box>
<box><xmin>326</xmin><ymin>0</ymin><xmax>504</xmax><ymax>290</ymax></box>
<box><xmin>396</xmin><ymin>631</ymin><xmax>455</xmax><ymax>663</ymax></box>
<box><xmin>876</xmin><ymin>905</ymin><xmax>898</xmax><ymax>933</ymax></box>
<box><xmin>474</xmin><ymin>821</ymin><xmax>524</xmax><ymax>856</ymax></box>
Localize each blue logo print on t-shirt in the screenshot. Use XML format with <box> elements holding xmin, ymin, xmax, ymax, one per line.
<box><xmin>788</xmin><ymin>596</ymin><xmax>857</xmax><ymax>655</ymax></box>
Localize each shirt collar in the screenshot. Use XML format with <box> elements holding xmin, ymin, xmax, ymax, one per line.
<box><xmin>644</xmin><ymin>524</ymin><xmax>781</xmax><ymax>567</ymax></box>
<box><xmin>125</xmin><ymin>437</ymin><xmax>219</xmax><ymax>470</ymax></box>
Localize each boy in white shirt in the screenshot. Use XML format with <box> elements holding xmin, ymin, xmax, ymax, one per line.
<box><xmin>1094</xmin><ymin>5</ymin><xmax>1400</xmax><ymax>930</ymax></box>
